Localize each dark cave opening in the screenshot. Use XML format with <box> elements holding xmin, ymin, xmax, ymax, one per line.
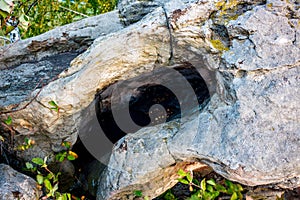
<box><xmin>95</xmin><ymin>63</ymin><xmax>211</xmax><ymax>144</ymax></box>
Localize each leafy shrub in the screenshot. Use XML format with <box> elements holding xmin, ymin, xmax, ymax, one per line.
<box><xmin>0</xmin><ymin>0</ymin><xmax>118</xmax><ymax>40</ymax></box>
<box><xmin>156</xmin><ymin>169</ymin><xmax>244</xmax><ymax>200</ymax></box>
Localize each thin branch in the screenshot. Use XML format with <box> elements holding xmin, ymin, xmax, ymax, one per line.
<box><xmin>25</xmin><ymin>0</ymin><xmax>39</xmax><ymax>15</ymax></box>
<box><xmin>59</xmin><ymin>5</ymin><xmax>89</xmax><ymax>18</ymax></box>
<box><xmin>1</xmin><ymin>121</ymin><xmax>16</xmax><ymax>145</ymax></box>
<box><xmin>0</xmin><ymin>78</ymin><xmax>45</xmax><ymax>114</ymax></box>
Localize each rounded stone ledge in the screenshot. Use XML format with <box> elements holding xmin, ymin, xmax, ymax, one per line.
<box><xmin>0</xmin><ymin>163</ymin><xmax>41</xmax><ymax>200</ymax></box>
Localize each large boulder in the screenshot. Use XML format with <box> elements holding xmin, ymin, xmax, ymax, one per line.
<box><xmin>0</xmin><ymin>0</ymin><xmax>299</xmax><ymax>199</ymax></box>
<box><xmin>97</xmin><ymin>0</ymin><xmax>300</xmax><ymax>199</ymax></box>
<box><xmin>0</xmin><ymin>164</ymin><xmax>41</xmax><ymax>200</ymax></box>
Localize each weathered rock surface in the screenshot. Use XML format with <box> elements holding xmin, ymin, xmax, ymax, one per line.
<box><xmin>97</xmin><ymin>0</ymin><xmax>300</xmax><ymax>199</ymax></box>
<box><xmin>0</xmin><ymin>52</ymin><xmax>79</xmax><ymax>106</ymax></box>
<box><xmin>0</xmin><ymin>163</ymin><xmax>41</xmax><ymax>200</ymax></box>
<box><xmin>0</xmin><ymin>0</ymin><xmax>299</xmax><ymax>199</ymax></box>
<box><xmin>0</xmin><ymin>10</ymin><xmax>123</xmax><ymax>69</ymax></box>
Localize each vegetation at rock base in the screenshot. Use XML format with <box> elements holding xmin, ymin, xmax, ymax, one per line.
<box><xmin>25</xmin><ymin>141</ymin><xmax>80</xmax><ymax>200</ymax></box>
<box><xmin>0</xmin><ymin>0</ymin><xmax>118</xmax><ymax>42</ymax></box>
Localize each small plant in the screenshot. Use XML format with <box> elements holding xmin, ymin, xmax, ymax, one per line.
<box><xmin>48</xmin><ymin>100</ymin><xmax>60</xmax><ymax>113</ymax></box>
<box><xmin>4</xmin><ymin>115</ymin><xmax>12</xmax><ymax>125</ymax></box>
<box><xmin>133</xmin><ymin>190</ymin><xmax>150</xmax><ymax>200</ymax></box>
<box><xmin>25</xmin><ymin>142</ymin><xmax>78</xmax><ymax>200</ymax></box>
<box><xmin>26</xmin><ymin>156</ymin><xmax>71</xmax><ymax>200</ymax></box>
<box><xmin>160</xmin><ymin>189</ymin><xmax>177</xmax><ymax>200</ymax></box>
<box><xmin>17</xmin><ymin>137</ymin><xmax>35</xmax><ymax>151</ymax></box>
<box><xmin>176</xmin><ymin>169</ymin><xmax>243</xmax><ymax>200</ymax></box>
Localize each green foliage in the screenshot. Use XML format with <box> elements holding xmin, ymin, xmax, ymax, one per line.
<box><xmin>134</xmin><ymin>190</ymin><xmax>143</xmax><ymax>197</ymax></box>
<box><xmin>25</xmin><ymin>142</ymin><xmax>78</xmax><ymax>199</ymax></box>
<box><xmin>166</xmin><ymin>169</ymin><xmax>244</xmax><ymax>200</ymax></box>
<box><xmin>26</xmin><ymin>156</ymin><xmax>69</xmax><ymax>199</ymax></box>
<box><xmin>133</xmin><ymin>190</ymin><xmax>150</xmax><ymax>200</ymax></box>
<box><xmin>48</xmin><ymin>100</ymin><xmax>60</xmax><ymax>113</ymax></box>
<box><xmin>55</xmin><ymin>141</ymin><xmax>78</xmax><ymax>162</ymax></box>
<box><xmin>0</xmin><ymin>0</ymin><xmax>118</xmax><ymax>40</ymax></box>
<box><xmin>17</xmin><ymin>137</ymin><xmax>35</xmax><ymax>151</ymax></box>
<box><xmin>4</xmin><ymin>115</ymin><xmax>12</xmax><ymax>125</ymax></box>
<box><xmin>161</xmin><ymin>190</ymin><xmax>177</xmax><ymax>200</ymax></box>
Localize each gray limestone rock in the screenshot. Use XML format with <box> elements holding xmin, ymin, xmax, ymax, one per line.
<box><xmin>0</xmin><ymin>0</ymin><xmax>299</xmax><ymax>199</ymax></box>
<box><xmin>0</xmin><ymin>164</ymin><xmax>41</xmax><ymax>200</ymax></box>
<box><xmin>97</xmin><ymin>0</ymin><xmax>300</xmax><ymax>199</ymax></box>
<box><xmin>0</xmin><ymin>10</ymin><xmax>123</xmax><ymax>69</ymax></box>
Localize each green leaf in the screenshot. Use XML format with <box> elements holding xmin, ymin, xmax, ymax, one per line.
<box><xmin>51</xmin><ymin>107</ymin><xmax>59</xmax><ymax>112</ymax></box>
<box><xmin>57</xmin><ymin>196</ymin><xmax>63</xmax><ymax>200</ymax></box>
<box><xmin>48</xmin><ymin>100</ymin><xmax>59</xmax><ymax>112</ymax></box>
<box><xmin>236</xmin><ymin>184</ymin><xmax>243</xmax><ymax>192</ymax></box>
<box><xmin>193</xmin><ymin>178</ymin><xmax>200</xmax><ymax>185</ymax></box>
<box><xmin>211</xmin><ymin>191</ymin><xmax>220</xmax><ymax>199</ymax></box>
<box><xmin>0</xmin><ymin>9</ymin><xmax>9</xmax><ymax>19</ymax></box>
<box><xmin>163</xmin><ymin>190</ymin><xmax>176</xmax><ymax>200</ymax></box>
<box><xmin>186</xmin><ymin>172</ymin><xmax>193</xmax><ymax>183</ymax></box>
<box><xmin>62</xmin><ymin>141</ymin><xmax>71</xmax><ymax>149</ymax></box>
<box><xmin>201</xmin><ymin>178</ymin><xmax>206</xmax><ymax>191</ymax></box>
<box><xmin>59</xmin><ymin>154</ymin><xmax>66</xmax><ymax>162</ymax></box>
<box><xmin>32</xmin><ymin>157</ymin><xmax>44</xmax><ymax>165</ymax></box>
<box><xmin>133</xmin><ymin>190</ymin><xmax>143</xmax><ymax>197</ymax></box>
<box><xmin>207</xmin><ymin>179</ymin><xmax>216</xmax><ymax>186</ymax></box>
<box><xmin>178</xmin><ymin>178</ymin><xmax>189</xmax><ymax>185</ymax></box>
<box><xmin>4</xmin><ymin>116</ymin><xmax>12</xmax><ymax>125</ymax></box>
<box><xmin>207</xmin><ymin>184</ymin><xmax>214</xmax><ymax>193</ymax></box>
<box><xmin>52</xmin><ymin>183</ymin><xmax>59</xmax><ymax>192</ymax></box>
<box><xmin>36</xmin><ymin>174</ymin><xmax>44</xmax><ymax>185</ymax></box>
<box><xmin>230</xmin><ymin>192</ymin><xmax>238</xmax><ymax>200</ymax></box>
<box><xmin>48</xmin><ymin>100</ymin><xmax>58</xmax><ymax>107</ymax></box>
<box><xmin>186</xmin><ymin>193</ymin><xmax>201</xmax><ymax>200</ymax></box>
<box><xmin>44</xmin><ymin>178</ymin><xmax>52</xmax><ymax>191</ymax></box>
<box><xmin>67</xmin><ymin>155</ymin><xmax>76</xmax><ymax>160</ymax></box>
<box><xmin>215</xmin><ymin>183</ymin><xmax>227</xmax><ymax>193</ymax></box>
<box><xmin>225</xmin><ymin>180</ymin><xmax>235</xmax><ymax>194</ymax></box>
<box><xmin>25</xmin><ymin>162</ymin><xmax>33</xmax><ymax>169</ymax></box>
<box><xmin>46</xmin><ymin>172</ymin><xmax>54</xmax><ymax>180</ymax></box>
<box><xmin>53</xmin><ymin>172</ymin><xmax>61</xmax><ymax>183</ymax></box>
<box><xmin>177</xmin><ymin>169</ymin><xmax>187</xmax><ymax>177</ymax></box>
<box><xmin>66</xmin><ymin>193</ymin><xmax>71</xmax><ymax>200</ymax></box>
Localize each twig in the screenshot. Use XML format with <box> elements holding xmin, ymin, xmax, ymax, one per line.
<box><xmin>59</xmin><ymin>5</ymin><xmax>89</xmax><ymax>18</ymax></box>
<box><xmin>1</xmin><ymin>121</ymin><xmax>16</xmax><ymax>145</ymax></box>
<box><xmin>25</xmin><ymin>0</ymin><xmax>39</xmax><ymax>15</ymax></box>
<box><xmin>0</xmin><ymin>78</ymin><xmax>44</xmax><ymax>114</ymax></box>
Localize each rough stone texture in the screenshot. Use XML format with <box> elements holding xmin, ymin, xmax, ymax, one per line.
<box><xmin>0</xmin><ymin>52</ymin><xmax>79</xmax><ymax>106</ymax></box>
<box><xmin>0</xmin><ymin>10</ymin><xmax>123</xmax><ymax>69</ymax></box>
<box><xmin>97</xmin><ymin>0</ymin><xmax>300</xmax><ymax>199</ymax></box>
<box><xmin>0</xmin><ymin>163</ymin><xmax>41</xmax><ymax>200</ymax></box>
<box><xmin>0</xmin><ymin>0</ymin><xmax>299</xmax><ymax>199</ymax></box>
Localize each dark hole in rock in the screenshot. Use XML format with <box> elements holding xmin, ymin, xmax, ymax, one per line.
<box><xmin>65</xmin><ymin>138</ymin><xmax>105</xmax><ymax>199</ymax></box>
<box><xmin>95</xmin><ymin>62</ymin><xmax>211</xmax><ymax>144</ymax></box>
